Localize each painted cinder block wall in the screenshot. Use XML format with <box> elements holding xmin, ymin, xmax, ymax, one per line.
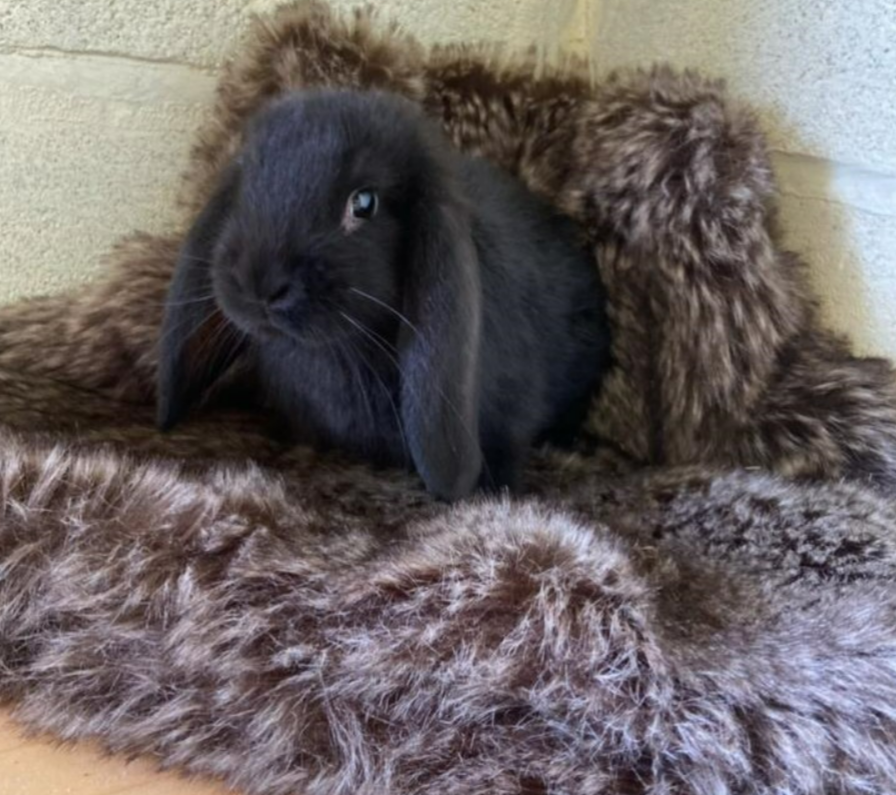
<box><xmin>2</xmin><ymin>0</ymin><xmax>894</xmax><ymax>357</ymax></box>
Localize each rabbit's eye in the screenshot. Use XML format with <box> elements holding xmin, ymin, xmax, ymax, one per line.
<box><xmin>349</xmin><ymin>188</ymin><xmax>378</xmax><ymax>220</ymax></box>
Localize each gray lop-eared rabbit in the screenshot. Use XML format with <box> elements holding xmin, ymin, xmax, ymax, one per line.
<box><xmin>157</xmin><ymin>89</ymin><xmax>611</xmax><ymax>500</ymax></box>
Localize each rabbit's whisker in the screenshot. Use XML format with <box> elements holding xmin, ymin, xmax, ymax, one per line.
<box><xmin>336</xmin><ymin>309</ymin><xmax>486</xmax><ymax>482</ymax></box>
<box><xmin>177</xmin><ymin>254</ymin><xmax>217</xmax><ymax>266</ymax></box>
<box><xmin>337</xmin><ymin>311</ymin><xmax>409</xmax><ymax>460</ymax></box>
<box><xmin>157</xmin><ymin>294</ymin><xmax>216</xmax><ymax>308</ymax></box>
<box><xmin>348</xmin><ymin>288</ymin><xmax>422</xmax><ymax>339</ymax></box>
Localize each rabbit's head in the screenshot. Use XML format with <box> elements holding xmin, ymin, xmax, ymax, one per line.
<box><xmin>158</xmin><ymin>90</ymin><xmax>483</xmax><ymax>500</ymax></box>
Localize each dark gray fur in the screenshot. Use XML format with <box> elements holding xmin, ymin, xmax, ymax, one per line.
<box><xmin>157</xmin><ymin>90</ymin><xmax>611</xmax><ymax>500</ymax></box>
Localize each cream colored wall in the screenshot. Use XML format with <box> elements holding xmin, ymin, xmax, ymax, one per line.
<box><xmin>586</xmin><ymin>0</ymin><xmax>896</xmax><ymax>358</ymax></box>
<box><xmin>0</xmin><ymin>0</ymin><xmax>579</xmax><ymax>301</ymax></box>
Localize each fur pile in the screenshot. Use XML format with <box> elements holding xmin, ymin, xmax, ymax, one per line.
<box><xmin>2</xmin><ymin>2</ymin><xmax>896</xmax><ymax>793</ymax></box>
<box><xmin>4</xmin><ymin>427</ymin><xmax>896</xmax><ymax>794</ymax></box>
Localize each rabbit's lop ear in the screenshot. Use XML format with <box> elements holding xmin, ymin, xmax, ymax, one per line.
<box><xmin>157</xmin><ymin>164</ymin><xmax>244</xmax><ymax>431</ymax></box>
<box><xmin>399</xmin><ymin>174</ymin><xmax>483</xmax><ymax>501</ymax></box>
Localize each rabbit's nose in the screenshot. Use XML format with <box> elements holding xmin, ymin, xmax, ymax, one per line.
<box><xmin>265</xmin><ymin>281</ymin><xmax>306</xmax><ymax>316</ymax></box>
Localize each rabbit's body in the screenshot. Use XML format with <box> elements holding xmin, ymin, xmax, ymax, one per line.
<box><xmin>452</xmin><ymin>156</ymin><xmax>607</xmax><ymax>486</ymax></box>
<box><xmin>256</xmin><ymin>155</ymin><xmax>606</xmax><ymax>486</ymax></box>
<box><xmin>256</xmin><ymin>327</ymin><xmax>406</xmax><ymax>467</ymax></box>
<box><xmin>158</xmin><ymin>90</ymin><xmax>610</xmax><ymax>500</ymax></box>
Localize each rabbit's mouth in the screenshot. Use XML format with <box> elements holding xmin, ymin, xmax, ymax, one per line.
<box><xmin>214</xmin><ymin>269</ymin><xmax>374</xmax><ymax>350</ymax></box>
<box><xmin>238</xmin><ymin>302</ymin><xmax>358</xmax><ymax>350</ymax></box>
<box><xmin>264</xmin><ymin>312</ymin><xmax>346</xmax><ymax>348</ymax></box>
<box><xmin>231</xmin><ymin>307</ymin><xmax>342</xmax><ymax>349</ymax></box>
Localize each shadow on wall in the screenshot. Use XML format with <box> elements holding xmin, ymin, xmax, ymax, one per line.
<box><xmin>767</xmin><ymin>120</ymin><xmax>875</xmax><ymax>354</ymax></box>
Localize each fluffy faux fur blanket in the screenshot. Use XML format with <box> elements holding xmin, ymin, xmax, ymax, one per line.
<box><xmin>2</xmin><ymin>3</ymin><xmax>896</xmax><ymax>793</ymax></box>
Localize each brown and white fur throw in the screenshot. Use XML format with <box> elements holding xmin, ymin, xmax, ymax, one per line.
<box><xmin>2</xmin><ymin>2</ymin><xmax>896</xmax><ymax>793</ymax></box>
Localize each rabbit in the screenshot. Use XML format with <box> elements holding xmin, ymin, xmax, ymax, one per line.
<box><xmin>157</xmin><ymin>89</ymin><xmax>611</xmax><ymax>501</ymax></box>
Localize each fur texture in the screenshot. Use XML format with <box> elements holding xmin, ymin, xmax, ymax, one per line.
<box><xmin>2</xmin><ymin>2</ymin><xmax>896</xmax><ymax>793</ymax></box>
<box><xmin>3</xmin><ymin>425</ymin><xmax>896</xmax><ymax>794</ymax></box>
